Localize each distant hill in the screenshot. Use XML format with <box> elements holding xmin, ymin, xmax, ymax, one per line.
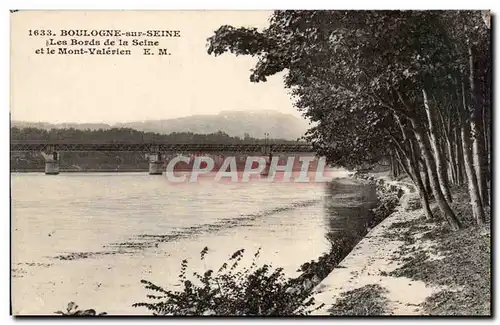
<box><xmin>12</xmin><ymin>110</ymin><xmax>309</xmax><ymax>140</ymax></box>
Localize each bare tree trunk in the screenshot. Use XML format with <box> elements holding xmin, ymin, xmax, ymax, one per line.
<box><xmin>437</xmin><ymin>107</ymin><xmax>458</xmax><ymax>185</ymax></box>
<box><xmin>394</xmin><ymin>142</ymin><xmax>433</xmax><ymax>220</ymax></box>
<box><xmin>423</xmin><ymin>89</ymin><xmax>453</xmax><ymax>203</ymax></box>
<box><xmin>467</xmin><ymin>44</ymin><xmax>489</xmax><ymax>207</ymax></box>
<box><xmin>472</xmin><ymin>115</ymin><xmax>489</xmax><ymax>206</ymax></box>
<box><xmin>420</xmin><ymin>158</ymin><xmax>432</xmax><ymax>198</ymax></box>
<box><xmin>461</xmin><ymin>124</ymin><xmax>486</xmax><ymax>224</ymax></box>
<box><xmin>445</xmin><ymin>108</ymin><xmax>459</xmax><ymax>185</ymax></box>
<box><xmin>394</xmin><ymin>148</ymin><xmax>413</xmax><ymax>181</ymax></box>
<box><xmin>408</xmin><ymin>140</ymin><xmax>433</xmax><ymax>220</ymax></box>
<box><xmin>389</xmin><ymin>114</ymin><xmax>433</xmax><ymax>220</ymax></box>
<box><xmin>482</xmin><ymin>104</ymin><xmax>490</xmax><ymax>178</ymax></box>
<box><xmin>445</xmin><ymin>102</ymin><xmax>459</xmax><ymax>185</ymax></box>
<box><xmin>461</xmin><ymin>80</ymin><xmax>486</xmax><ymax>224</ymax></box>
<box><xmin>398</xmin><ymin>159</ymin><xmax>408</xmax><ymax>180</ymax></box>
<box><xmin>454</xmin><ymin>126</ymin><xmax>465</xmax><ymax>185</ymax></box>
<box><xmin>409</xmin><ymin>117</ymin><xmax>461</xmax><ymax>230</ymax></box>
<box><xmin>390</xmin><ymin>152</ymin><xmax>396</xmax><ymax>179</ymax></box>
<box><xmin>448</xmin><ymin>139</ymin><xmax>457</xmax><ymax>185</ymax></box>
<box><xmin>483</xmin><ymin>38</ymin><xmax>491</xmax><ymax>201</ymax></box>
<box><xmin>394</xmin><ymin>159</ymin><xmax>401</xmax><ymax>177</ymax></box>
<box><xmin>395</xmin><ymin>155</ymin><xmax>400</xmax><ymax>178</ymax></box>
<box><xmin>440</xmin><ymin>134</ymin><xmax>455</xmax><ymax>185</ymax></box>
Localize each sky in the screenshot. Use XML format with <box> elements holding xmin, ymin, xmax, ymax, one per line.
<box><xmin>10</xmin><ymin>10</ymin><xmax>301</xmax><ymax>124</ymax></box>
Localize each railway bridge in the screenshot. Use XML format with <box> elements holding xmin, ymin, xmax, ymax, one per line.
<box><xmin>10</xmin><ymin>141</ymin><xmax>316</xmax><ymax>175</ymax></box>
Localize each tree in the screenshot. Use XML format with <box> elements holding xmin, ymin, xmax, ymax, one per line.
<box><xmin>208</xmin><ymin>10</ymin><xmax>491</xmax><ymax>229</ymax></box>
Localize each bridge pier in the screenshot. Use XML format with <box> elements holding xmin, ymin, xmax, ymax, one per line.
<box><xmin>42</xmin><ymin>151</ymin><xmax>59</xmax><ymax>175</ymax></box>
<box><xmin>149</xmin><ymin>161</ymin><xmax>164</xmax><ymax>175</ymax></box>
<box><xmin>148</xmin><ymin>152</ymin><xmax>164</xmax><ymax>175</ymax></box>
<box><xmin>260</xmin><ymin>144</ymin><xmax>272</xmax><ymax>176</ymax></box>
<box><xmin>261</xmin><ymin>154</ymin><xmax>272</xmax><ymax>176</ymax></box>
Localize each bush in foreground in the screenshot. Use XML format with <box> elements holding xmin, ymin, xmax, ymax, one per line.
<box><xmin>132</xmin><ymin>247</ymin><xmax>323</xmax><ymax>315</ymax></box>
<box><xmin>55</xmin><ymin>302</ymin><xmax>107</xmax><ymax>316</ymax></box>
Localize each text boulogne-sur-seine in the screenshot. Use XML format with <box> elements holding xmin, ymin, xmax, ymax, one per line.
<box><xmin>59</xmin><ymin>29</ymin><xmax>181</xmax><ymax>38</ymax></box>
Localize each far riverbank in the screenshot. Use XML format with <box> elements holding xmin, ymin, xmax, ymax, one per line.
<box><xmin>11</xmin><ymin>168</ymin><xmax>149</xmax><ymax>173</ymax></box>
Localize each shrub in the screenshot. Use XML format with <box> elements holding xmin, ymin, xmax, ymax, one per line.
<box><xmin>55</xmin><ymin>302</ymin><xmax>107</xmax><ymax>316</ymax></box>
<box><xmin>369</xmin><ymin>182</ymin><xmax>401</xmax><ymax>228</ymax></box>
<box><xmin>132</xmin><ymin>247</ymin><xmax>323</xmax><ymax>316</ymax></box>
<box><xmin>298</xmin><ymin>234</ymin><xmax>359</xmax><ymax>281</ymax></box>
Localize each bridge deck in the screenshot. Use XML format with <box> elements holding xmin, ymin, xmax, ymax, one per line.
<box><xmin>10</xmin><ymin>141</ymin><xmax>314</xmax><ymax>153</ymax></box>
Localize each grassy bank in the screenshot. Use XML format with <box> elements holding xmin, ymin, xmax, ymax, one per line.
<box><xmin>309</xmin><ymin>175</ymin><xmax>490</xmax><ymax>316</ymax></box>
<box><xmin>386</xmin><ymin>186</ymin><xmax>491</xmax><ymax>315</ymax></box>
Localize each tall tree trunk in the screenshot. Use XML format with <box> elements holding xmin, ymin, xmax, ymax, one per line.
<box><xmin>390</xmin><ymin>152</ymin><xmax>396</xmax><ymax>179</ymax></box>
<box><xmin>482</xmin><ymin>103</ymin><xmax>490</xmax><ymax>179</ymax></box>
<box><xmin>422</xmin><ymin>89</ymin><xmax>453</xmax><ymax>203</ymax></box>
<box><xmin>481</xmin><ymin>73</ymin><xmax>490</xmax><ymax>180</ymax></box>
<box><xmin>394</xmin><ymin>155</ymin><xmax>400</xmax><ymax>178</ymax></box>
<box><xmin>448</xmin><ymin>137</ymin><xmax>458</xmax><ymax>185</ymax></box>
<box><xmin>467</xmin><ymin>43</ymin><xmax>489</xmax><ymax>207</ymax></box>
<box><xmin>437</xmin><ymin>106</ymin><xmax>458</xmax><ymax>185</ymax></box>
<box><xmin>460</xmin><ymin>80</ymin><xmax>486</xmax><ymax>224</ymax></box>
<box><xmin>461</xmin><ymin>123</ymin><xmax>486</xmax><ymax>224</ymax></box>
<box><xmin>394</xmin><ymin>142</ymin><xmax>433</xmax><ymax>220</ymax></box>
<box><xmin>408</xmin><ymin>140</ymin><xmax>433</xmax><ymax>220</ymax></box>
<box><xmin>409</xmin><ymin>117</ymin><xmax>461</xmax><ymax>230</ymax></box>
<box><xmin>420</xmin><ymin>158</ymin><xmax>432</xmax><ymax>198</ymax></box>
<box><xmin>483</xmin><ymin>70</ymin><xmax>491</xmax><ymax>181</ymax></box>
<box><xmin>472</xmin><ymin>113</ymin><xmax>489</xmax><ymax>206</ymax></box>
<box><xmin>454</xmin><ymin>126</ymin><xmax>465</xmax><ymax>185</ymax></box>
<box><xmin>480</xmin><ymin>7</ymin><xmax>491</xmax><ymax>183</ymax></box>
<box><xmin>445</xmin><ymin>107</ymin><xmax>459</xmax><ymax>185</ymax></box>
<box><xmin>441</xmin><ymin>134</ymin><xmax>455</xmax><ymax>185</ymax></box>
<box><xmin>394</xmin><ymin>148</ymin><xmax>412</xmax><ymax>182</ymax></box>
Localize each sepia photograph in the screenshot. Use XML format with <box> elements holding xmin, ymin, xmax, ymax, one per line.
<box><xmin>9</xmin><ymin>9</ymin><xmax>492</xmax><ymax>316</ymax></box>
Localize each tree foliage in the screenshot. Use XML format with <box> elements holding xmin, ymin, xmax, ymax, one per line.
<box><xmin>207</xmin><ymin>10</ymin><xmax>491</xmax><ymax>229</ymax></box>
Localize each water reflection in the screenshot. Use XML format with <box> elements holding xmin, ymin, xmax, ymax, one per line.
<box><xmin>323</xmin><ymin>179</ymin><xmax>378</xmax><ymax>244</ymax></box>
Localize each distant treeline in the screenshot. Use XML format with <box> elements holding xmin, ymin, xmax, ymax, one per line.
<box><xmin>10</xmin><ymin>126</ymin><xmax>302</xmax><ymax>144</ymax></box>
<box><xmin>10</xmin><ymin>127</ymin><xmax>303</xmax><ymax>171</ymax></box>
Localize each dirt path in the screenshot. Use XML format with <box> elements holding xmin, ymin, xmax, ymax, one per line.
<box><xmin>309</xmin><ymin>181</ymin><xmax>443</xmax><ymax>315</ymax></box>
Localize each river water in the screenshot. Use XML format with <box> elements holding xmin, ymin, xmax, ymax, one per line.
<box><xmin>11</xmin><ymin>170</ymin><xmax>376</xmax><ymax>315</ymax></box>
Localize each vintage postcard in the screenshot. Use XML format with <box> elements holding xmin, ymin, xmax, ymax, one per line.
<box><xmin>10</xmin><ymin>10</ymin><xmax>491</xmax><ymax>316</ymax></box>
